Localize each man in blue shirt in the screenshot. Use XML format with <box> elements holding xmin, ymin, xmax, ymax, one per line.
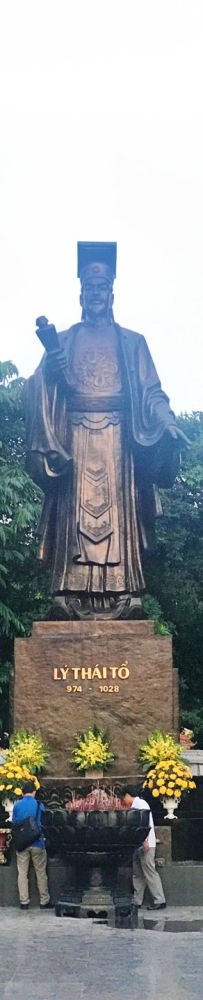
<box><xmin>12</xmin><ymin>779</ymin><xmax>52</xmax><ymax>910</ymax></box>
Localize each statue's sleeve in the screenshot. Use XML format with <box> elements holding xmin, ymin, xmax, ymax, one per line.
<box><xmin>24</xmin><ymin>366</ymin><xmax>72</xmax><ymax>491</ymax></box>
<box><xmin>135</xmin><ymin>335</ymin><xmax>180</xmax><ymax>488</ymax></box>
<box><xmin>137</xmin><ymin>335</ymin><xmax>176</xmax><ymax>433</ymax></box>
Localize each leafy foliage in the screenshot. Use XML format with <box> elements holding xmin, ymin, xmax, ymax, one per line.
<box><xmin>180</xmin><ymin>705</ymin><xmax>203</xmax><ymax>741</ymax></box>
<box><xmin>142</xmin><ymin>595</ymin><xmax>172</xmax><ymax>635</ymax></box>
<box><xmin>0</xmin><ymin>362</ymin><xmax>50</xmax><ymax>731</ymax></box>
<box><xmin>144</xmin><ymin>412</ymin><xmax>203</xmax><ymax>745</ymax></box>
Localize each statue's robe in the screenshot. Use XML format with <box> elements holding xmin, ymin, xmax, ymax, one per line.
<box><xmin>24</xmin><ymin>323</ymin><xmax>179</xmax><ymax>596</ymax></box>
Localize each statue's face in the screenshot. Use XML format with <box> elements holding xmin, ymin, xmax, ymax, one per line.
<box><xmin>80</xmin><ymin>277</ymin><xmax>113</xmax><ymax>320</ymax></box>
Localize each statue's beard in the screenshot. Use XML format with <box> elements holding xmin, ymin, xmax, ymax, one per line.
<box><xmin>81</xmin><ymin>305</ymin><xmax>114</xmax><ymax>322</ymax></box>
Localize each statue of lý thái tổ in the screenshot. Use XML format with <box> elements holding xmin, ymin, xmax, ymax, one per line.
<box><xmin>24</xmin><ymin>241</ymin><xmax>189</xmax><ymax>620</ymax></box>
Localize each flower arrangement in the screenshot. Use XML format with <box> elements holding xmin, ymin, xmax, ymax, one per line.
<box><xmin>142</xmin><ymin>759</ymin><xmax>196</xmax><ymax>799</ymax></box>
<box><xmin>71</xmin><ymin>726</ymin><xmax>115</xmax><ymax>773</ymax></box>
<box><xmin>5</xmin><ymin>729</ymin><xmax>49</xmax><ymax>774</ymax></box>
<box><xmin>0</xmin><ymin>762</ymin><xmax>40</xmax><ymax>802</ymax></box>
<box><xmin>138</xmin><ymin>729</ymin><xmax>182</xmax><ymax>772</ymax></box>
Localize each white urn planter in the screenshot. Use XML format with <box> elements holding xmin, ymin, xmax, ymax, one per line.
<box><xmin>2</xmin><ymin>798</ymin><xmax>14</xmax><ymax>822</ymax></box>
<box><xmin>162</xmin><ymin>796</ymin><xmax>179</xmax><ymax>820</ymax></box>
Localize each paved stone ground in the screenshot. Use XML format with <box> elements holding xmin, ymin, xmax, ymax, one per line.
<box><xmin>1</xmin><ymin>908</ymin><xmax>203</xmax><ymax>1000</ymax></box>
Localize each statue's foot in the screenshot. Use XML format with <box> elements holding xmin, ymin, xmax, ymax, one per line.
<box><xmin>47</xmin><ymin>594</ymin><xmax>147</xmax><ymax>621</ymax></box>
<box><xmin>47</xmin><ymin>595</ymin><xmax>94</xmax><ymax>621</ymax></box>
<box><xmin>107</xmin><ymin>595</ymin><xmax>147</xmax><ymax>620</ymax></box>
<box><xmin>117</xmin><ymin>596</ymin><xmax>147</xmax><ymax>620</ymax></box>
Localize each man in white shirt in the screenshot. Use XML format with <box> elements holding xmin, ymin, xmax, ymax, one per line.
<box><xmin>119</xmin><ymin>785</ymin><xmax>166</xmax><ymax>910</ymax></box>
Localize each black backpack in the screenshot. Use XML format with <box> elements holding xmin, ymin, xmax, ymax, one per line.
<box><xmin>12</xmin><ymin>801</ymin><xmax>42</xmax><ymax>852</ymax></box>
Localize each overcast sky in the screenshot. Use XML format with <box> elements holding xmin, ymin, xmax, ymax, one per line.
<box><xmin>0</xmin><ymin>0</ymin><xmax>203</xmax><ymax>415</ymax></box>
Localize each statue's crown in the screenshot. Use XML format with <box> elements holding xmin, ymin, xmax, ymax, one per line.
<box><xmin>77</xmin><ymin>242</ymin><xmax>117</xmax><ymax>285</ymax></box>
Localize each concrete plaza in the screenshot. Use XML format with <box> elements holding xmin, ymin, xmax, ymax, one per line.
<box><xmin>1</xmin><ymin>909</ymin><xmax>203</xmax><ymax>1000</ymax></box>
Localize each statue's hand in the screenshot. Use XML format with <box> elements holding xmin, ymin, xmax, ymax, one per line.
<box><xmin>167</xmin><ymin>425</ymin><xmax>191</xmax><ymax>446</ymax></box>
<box><xmin>44</xmin><ymin>348</ymin><xmax>67</xmax><ymax>382</ymax></box>
<box><xmin>46</xmin><ymin>450</ymin><xmax>68</xmax><ymax>474</ymax></box>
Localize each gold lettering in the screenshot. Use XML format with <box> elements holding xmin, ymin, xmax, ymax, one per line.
<box><xmin>118</xmin><ymin>665</ymin><xmax>130</xmax><ymax>679</ymax></box>
<box><xmin>81</xmin><ymin>667</ymin><xmax>92</xmax><ymax>680</ymax></box>
<box><xmin>54</xmin><ymin>661</ymin><xmax>130</xmax><ymax>683</ymax></box>
<box><xmin>60</xmin><ymin>667</ymin><xmax>69</xmax><ymax>680</ymax></box>
<box><xmin>109</xmin><ymin>666</ymin><xmax>118</xmax><ymax>679</ymax></box>
<box><xmin>92</xmin><ymin>666</ymin><xmax>102</xmax><ymax>680</ymax></box>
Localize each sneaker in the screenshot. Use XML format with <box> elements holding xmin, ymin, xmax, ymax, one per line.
<box><xmin>40</xmin><ymin>900</ymin><xmax>54</xmax><ymax>910</ymax></box>
<box><xmin>20</xmin><ymin>903</ymin><xmax>29</xmax><ymax>910</ymax></box>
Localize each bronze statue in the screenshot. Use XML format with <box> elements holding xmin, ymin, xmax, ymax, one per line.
<box><xmin>24</xmin><ymin>242</ymin><xmax>188</xmax><ymax>619</ymax></box>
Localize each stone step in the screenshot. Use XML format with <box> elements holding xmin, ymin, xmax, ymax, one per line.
<box><xmin>140</xmin><ymin>905</ymin><xmax>203</xmax><ymax>933</ymax></box>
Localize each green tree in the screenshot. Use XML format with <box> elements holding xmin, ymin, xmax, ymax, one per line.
<box><xmin>0</xmin><ymin>362</ymin><xmax>49</xmax><ymax>732</ymax></box>
<box><xmin>144</xmin><ymin>412</ymin><xmax>203</xmax><ymax>745</ymax></box>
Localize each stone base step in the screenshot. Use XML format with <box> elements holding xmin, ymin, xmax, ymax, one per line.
<box><xmin>140</xmin><ymin>905</ymin><xmax>203</xmax><ymax>933</ymax></box>
<box><xmin>55</xmin><ymin>896</ymin><xmax>138</xmax><ymax>928</ymax></box>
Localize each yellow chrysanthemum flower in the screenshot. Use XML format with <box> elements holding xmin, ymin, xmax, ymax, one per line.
<box><xmin>0</xmin><ymin>783</ymin><xmax>5</xmax><ymax>791</ymax></box>
<box><xmin>152</xmin><ymin>788</ymin><xmax>159</xmax><ymax>797</ymax></box>
<box><xmin>6</xmin><ymin>784</ymin><xmax>13</xmax><ymax>790</ymax></box>
<box><xmin>168</xmin><ymin>782</ymin><xmax>175</xmax><ymax>789</ymax></box>
<box><xmin>159</xmin><ymin>786</ymin><xmax>166</xmax><ymax>795</ymax></box>
<box><xmin>14</xmin><ymin>787</ymin><xmax>22</xmax><ymax>795</ymax></box>
<box><xmin>165</xmin><ymin>788</ymin><xmax>174</xmax><ymax>796</ymax></box>
<box><xmin>189</xmin><ymin>781</ymin><xmax>196</xmax><ymax>789</ymax></box>
<box><xmin>174</xmin><ymin>789</ymin><xmax>181</xmax><ymax>797</ymax></box>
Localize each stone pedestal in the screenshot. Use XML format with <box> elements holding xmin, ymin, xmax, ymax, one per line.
<box><xmin>13</xmin><ymin>619</ymin><xmax>178</xmax><ymax>775</ymax></box>
<box><xmin>180</xmin><ymin>750</ymin><xmax>203</xmax><ymax>775</ymax></box>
